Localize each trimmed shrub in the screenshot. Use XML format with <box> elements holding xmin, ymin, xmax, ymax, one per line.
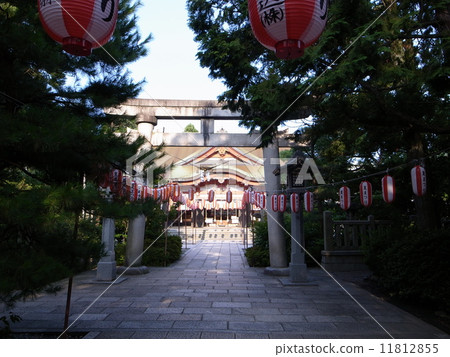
<box><xmin>141</xmin><ymin>235</ymin><xmax>182</xmax><ymax>267</ymax></box>
<box><xmin>364</xmin><ymin>226</ymin><xmax>450</xmax><ymax>311</ymax></box>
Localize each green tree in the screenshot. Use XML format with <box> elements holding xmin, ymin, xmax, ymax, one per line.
<box><xmin>0</xmin><ymin>0</ymin><xmax>153</xmax><ymax>308</ymax></box>
<box><xmin>187</xmin><ymin>0</ymin><xmax>450</xmax><ymax>229</ymax></box>
<box><xmin>184</xmin><ymin>123</ymin><xmax>199</xmax><ymax>132</ymax></box>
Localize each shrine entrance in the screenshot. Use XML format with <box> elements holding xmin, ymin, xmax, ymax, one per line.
<box><xmin>108</xmin><ymin>99</ymin><xmax>301</xmax><ymax>244</ymax></box>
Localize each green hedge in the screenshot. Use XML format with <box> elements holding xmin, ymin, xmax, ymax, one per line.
<box><xmin>141</xmin><ymin>234</ymin><xmax>182</xmax><ymax>267</ymax></box>
<box><xmin>364</xmin><ymin>226</ymin><xmax>450</xmax><ymax>311</ymax></box>
<box><xmin>244</xmin><ymin>213</ymin><xmax>323</xmax><ymax>268</ymax></box>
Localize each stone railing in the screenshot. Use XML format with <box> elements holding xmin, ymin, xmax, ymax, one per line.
<box><xmin>321</xmin><ymin>211</ymin><xmax>391</xmax><ymax>272</ymax></box>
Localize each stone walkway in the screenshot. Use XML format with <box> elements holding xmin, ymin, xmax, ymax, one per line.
<box><xmin>8</xmin><ymin>241</ymin><xmax>448</xmax><ymax>339</ymax></box>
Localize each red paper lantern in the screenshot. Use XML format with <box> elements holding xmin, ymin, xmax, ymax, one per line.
<box><xmin>381</xmin><ymin>175</ymin><xmax>395</xmax><ymax>203</ymax></box>
<box><xmin>120</xmin><ymin>175</ymin><xmax>128</xmax><ymax>198</ymax></box>
<box><xmin>38</xmin><ymin>0</ymin><xmax>119</xmax><ymax>56</ymax></box>
<box><xmin>411</xmin><ymin>165</ymin><xmax>426</xmax><ymax>197</ymax></box>
<box><xmin>136</xmin><ymin>184</ymin><xmax>143</xmax><ymax>201</ymax></box>
<box><xmin>278</xmin><ymin>194</ymin><xmax>287</xmax><ymax>212</ymax></box>
<box><xmin>290</xmin><ymin>193</ymin><xmax>300</xmax><ymax>213</ymax></box>
<box><xmin>188</xmin><ymin>188</ymin><xmax>195</xmax><ymax>201</ymax></box>
<box><xmin>260</xmin><ymin>193</ymin><xmax>266</xmax><ymax>210</ymax></box>
<box><xmin>339</xmin><ymin>186</ymin><xmax>351</xmax><ymax>210</ymax></box>
<box><xmin>226</xmin><ymin>189</ymin><xmax>233</xmax><ymax>203</ymax></box>
<box><xmin>255</xmin><ymin>192</ymin><xmax>260</xmax><ymax>207</ymax></box>
<box><xmin>98</xmin><ymin>172</ymin><xmax>111</xmax><ymax>190</ymax></box>
<box><xmin>248</xmin><ymin>0</ymin><xmax>328</xmax><ymax>59</ymax></box>
<box><xmin>129</xmin><ymin>180</ymin><xmax>136</xmax><ymax>202</ymax></box>
<box><xmin>271</xmin><ymin>194</ymin><xmax>279</xmax><ymax>212</ymax></box>
<box><xmin>304</xmin><ymin>191</ymin><xmax>313</xmax><ymax>212</ymax></box>
<box><xmin>142</xmin><ymin>186</ymin><xmax>148</xmax><ymax>201</ymax></box>
<box><xmin>242</xmin><ymin>190</ymin><xmax>249</xmax><ymax>205</ymax></box>
<box><xmin>173</xmin><ymin>184</ymin><xmax>181</xmax><ymax>199</ymax></box>
<box><xmin>208</xmin><ymin>189</ymin><xmax>215</xmax><ymax>202</ymax></box>
<box><xmin>359</xmin><ymin>181</ymin><xmax>372</xmax><ymax>207</ymax></box>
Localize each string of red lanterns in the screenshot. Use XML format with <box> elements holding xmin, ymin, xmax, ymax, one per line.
<box><xmin>100</xmin><ymin>164</ymin><xmax>427</xmax><ymax>213</ymax></box>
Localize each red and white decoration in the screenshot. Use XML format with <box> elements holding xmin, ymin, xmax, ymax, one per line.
<box><xmin>411</xmin><ymin>165</ymin><xmax>427</xmax><ymax>197</ymax></box>
<box><xmin>243</xmin><ymin>190</ymin><xmax>250</xmax><ymax>205</ymax></box>
<box><xmin>304</xmin><ymin>191</ymin><xmax>314</xmax><ymax>212</ymax></box>
<box><xmin>381</xmin><ymin>175</ymin><xmax>395</xmax><ymax>203</ymax></box>
<box><xmin>278</xmin><ymin>194</ymin><xmax>287</xmax><ymax>212</ymax></box>
<box><xmin>255</xmin><ymin>192</ymin><xmax>261</xmax><ymax>207</ymax></box>
<box><xmin>290</xmin><ymin>193</ymin><xmax>300</xmax><ymax>213</ymax></box>
<box><xmin>271</xmin><ymin>194</ymin><xmax>279</xmax><ymax>212</ymax></box>
<box><xmin>172</xmin><ymin>184</ymin><xmax>180</xmax><ymax>199</ymax></box>
<box><xmin>248</xmin><ymin>0</ymin><xmax>328</xmax><ymax>59</ymax></box>
<box><xmin>208</xmin><ymin>189</ymin><xmax>215</xmax><ymax>202</ymax></box>
<box><xmin>359</xmin><ymin>181</ymin><xmax>372</xmax><ymax>207</ymax></box>
<box><xmin>38</xmin><ymin>0</ymin><xmax>119</xmax><ymax>56</ymax></box>
<box><xmin>339</xmin><ymin>186</ymin><xmax>351</xmax><ymax>210</ymax></box>
<box><xmin>260</xmin><ymin>193</ymin><xmax>266</xmax><ymax>210</ymax></box>
<box><xmin>188</xmin><ymin>188</ymin><xmax>195</xmax><ymax>201</ymax></box>
<box><xmin>226</xmin><ymin>189</ymin><xmax>233</xmax><ymax>203</ymax></box>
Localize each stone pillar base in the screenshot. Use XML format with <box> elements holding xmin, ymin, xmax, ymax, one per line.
<box><xmin>289</xmin><ymin>262</ymin><xmax>307</xmax><ymax>283</ymax></box>
<box><xmin>117</xmin><ymin>266</ymin><xmax>150</xmax><ymax>275</ymax></box>
<box><xmin>96</xmin><ymin>261</ymin><xmax>117</xmax><ymax>281</ymax></box>
<box><xmin>264</xmin><ymin>267</ymin><xmax>290</xmax><ymax>276</ymax></box>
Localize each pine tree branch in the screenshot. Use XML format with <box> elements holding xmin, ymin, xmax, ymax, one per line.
<box><xmin>3</xmin><ymin>160</ymin><xmax>51</xmax><ymax>186</ymax></box>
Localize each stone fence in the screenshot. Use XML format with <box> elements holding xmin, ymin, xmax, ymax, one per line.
<box><xmin>321</xmin><ymin>211</ymin><xmax>391</xmax><ymax>272</ymax></box>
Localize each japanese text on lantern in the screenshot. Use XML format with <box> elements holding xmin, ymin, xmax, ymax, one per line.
<box><xmin>258</xmin><ymin>0</ymin><xmax>285</xmax><ymax>28</ymax></box>
<box><xmin>40</xmin><ymin>0</ymin><xmax>52</xmax><ymax>7</ymax></box>
<box><xmin>101</xmin><ymin>0</ymin><xmax>116</xmax><ymax>22</ymax></box>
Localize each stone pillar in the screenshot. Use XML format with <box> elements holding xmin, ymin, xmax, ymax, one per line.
<box><xmin>123</xmin><ymin>120</ymin><xmax>154</xmax><ymax>273</ymax></box>
<box><xmin>97</xmin><ymin>217</ymin><xmax>116</xmax><ymax>281</ymax></box>
<box><xmin>290</xmin><ymin>201</ymin><xmax>307</xmax><ymax>282</ymax></box>
<box><xmin>263</xmin><ymin>140</ymin><xmax>288</xmax><ymax>274</ymax></box>
<box><xmin>137</xmin><ymin>122</ymin><xmax>154</xmax><ymax>149</ymax></box>
<box><xmin>125</xmin><ymin>214</ymin><xmax>146</xmax><ymax>267</ymax></box>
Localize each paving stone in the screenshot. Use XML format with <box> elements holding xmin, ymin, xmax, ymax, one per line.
<box><xmin>281</xmin><ymin>322</ymin><xmax>339</xmax><ymax>333</ymax></box>
<box><xmin>118</xmin><ymin>320</ymin><xmax>174</xmax><ymax>329</ymax></box>
<box><xmin>255</xmin><ymin>314</ymin><xmax>307</xmax><ymax>323</ymax></box>
<box><xmin>172</xmin><ymin>321</ymin><xmax>228</xmax><ymax>330</ymax></box>
<box><xmin>144</xmin><ymin>307</ymin><xmax>184</xmax><ymax>314</ymax></box>
<box><xmin>229</xmin><ymin>321</ymin><xmax>284</xmax><ymax>332</ymax></box>
<box><xmin>304</xmin><ymin>315</ymin><xmax>357</xmax><ymax>323</ymax></box>
<box><xmin>233</xmin><ymin>307</ymin><xmax>280</xmax><ymax>315</ymax></box>
<box><xmin>131</xmin><ymin>330</ymin><xmax>168</xmax><ymax>339</ymax></box>
<box><xmin>157</xmin><ymin>314</ymin><xmax>202</xmax><ymax>321</ymax></box>
<box><xmin>235</xmin><ymin>332</ymin><xmax>270</xmax><ymax>339</ymax></box>
<box><xmin>212</xmin><ymin>302</ymin><xmax>252</xmax><ymax>308</ymax></box>
<box><xmin>170</xmin><ymin>301</ymin><xmax>212</xmax><ymax>308</ymax></box>
<box><xmin>183</xmin><ymin>307</ymin><xmax>232</xmax><ymax>315</ymax></box>
<box><xmin>202</xmin><ymin>314</ymin><xmax>255</xmax><ymax>322</ymax></box>
<box><xmin>105</xmin><ymin>313</ymin><xmax>160</xmax><ymax>321</ymax></box>
<box><xmin>95</xmin><ymin>330</ymin><xmax>135</xmax><ymax>338</ymax></box>
<box><xmin>72</xmin><ymin>320</ymin><xmax>121</xmax><ymax>329</ymax></box>
<box><xmin>165</xmin><ymin>331</ymin><xmax>202</xmax><ymax>339</ymax></box>
<box><xmin>201</xmin><ymin>331</ymin><xmax>235</xmax><ymax>339</ymax></box>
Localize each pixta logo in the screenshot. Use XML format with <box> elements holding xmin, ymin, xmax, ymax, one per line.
<box><xmin>126</xmin><ymin>149</ymin><xmax>169</xmax><ymax>186</ymax></box>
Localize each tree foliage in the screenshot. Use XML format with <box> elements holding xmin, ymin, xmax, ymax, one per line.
<box><xmin>187</xmin><ymin>0</ymin><xmax>450</xmax><ymax>227</ymax></box>
<box><xmin>0</xmin><ymin>0</ymin><xmax>155</xmax><ymax>306</ymax></box>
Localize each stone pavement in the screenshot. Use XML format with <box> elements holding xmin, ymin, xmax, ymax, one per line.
<box><xmin>8</xmin><ymin>241</ymin><xmax>449</xmax><ymax>339</ymax></box>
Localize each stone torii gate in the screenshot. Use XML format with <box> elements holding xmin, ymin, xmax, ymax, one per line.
<box><xmin>105</xmin><ymin>99</ymin><xmax>306</xmax><ymax>276</ymax></box>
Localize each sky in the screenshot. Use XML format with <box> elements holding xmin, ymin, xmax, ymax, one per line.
<box><xmin>127</xmin><ymin>0</ymin><xmax>227</xmax><ymax>101</ymax></box>
<box><xmin>125</xmin><ymin>1</ymin><xmax>304</xmax><ymax>134</ymax></box>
